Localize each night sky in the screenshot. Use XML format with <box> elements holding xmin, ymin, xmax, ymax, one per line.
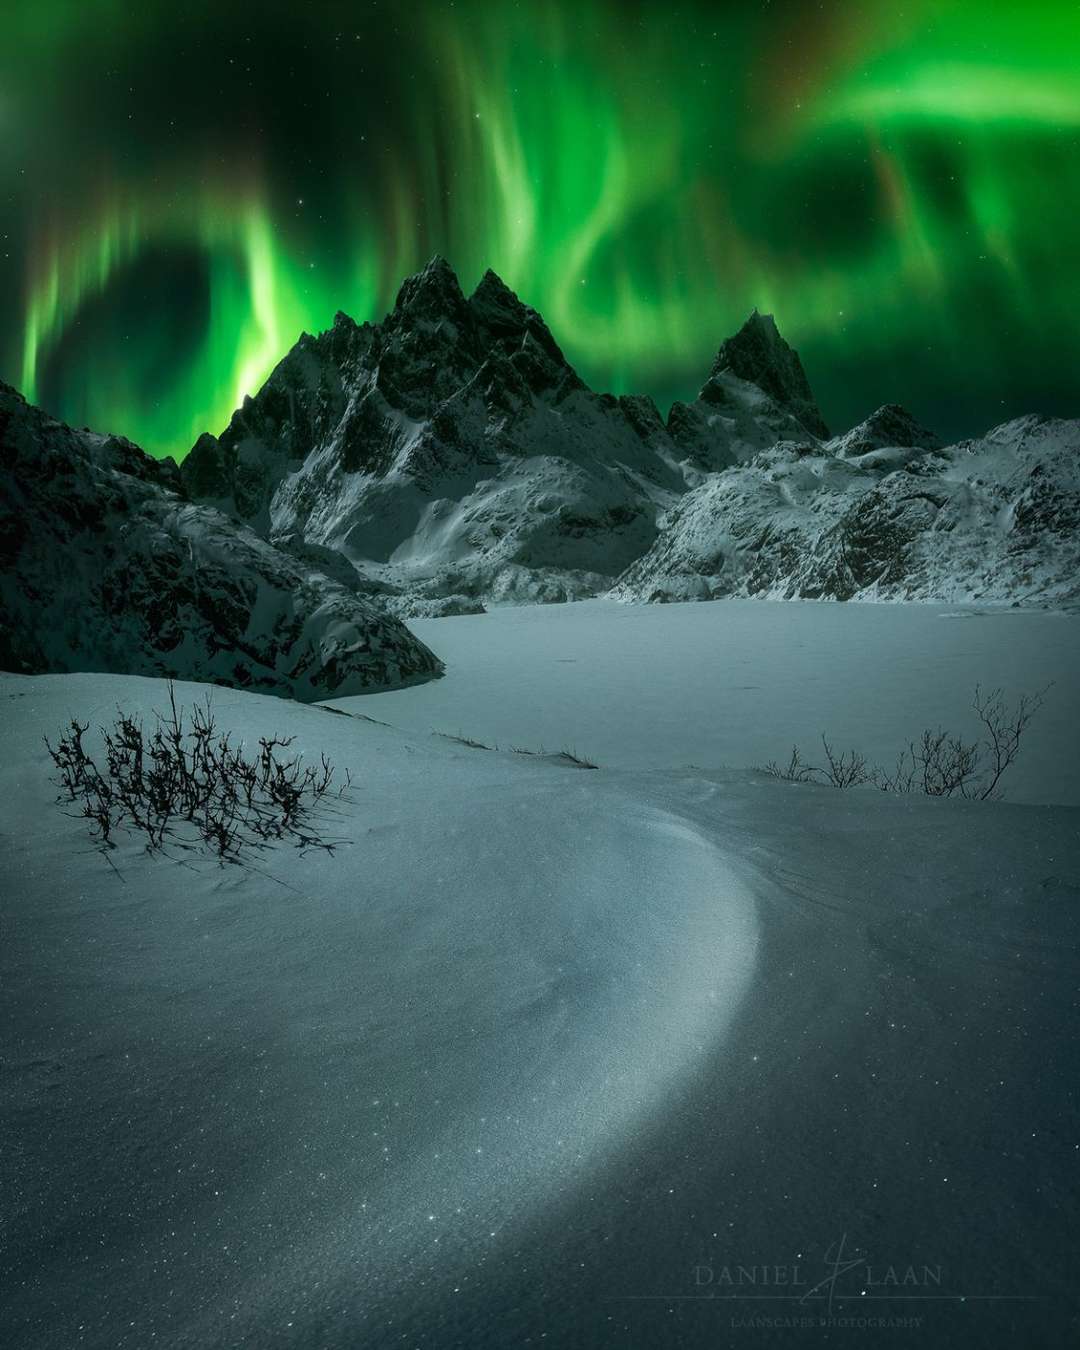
<box><xmin>3</xmin><ymin>0</ymin><xmax>1078</xmax><ymax>458</ymax></box>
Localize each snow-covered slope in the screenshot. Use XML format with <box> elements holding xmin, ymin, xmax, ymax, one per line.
<box><xmin>0</xmin><ymin>383</ymin><xmax>442</xmax><ymax>698</ymax></box>
<box><xmin>3</xmin><ymin>670</ymin><xmax>1077</xmax><ymax>1349</ymax></box>
<box><xmin>612</xmin><ymin>409</ymin><xmax>1080</xmax><ymax>606</ymax></box>
<box><xmin>180</xmin><ymin>261</ymin><xmax>1076</xmax><ymax>612</ymax></box>
<box><xmin>181</xmin><ymin>261</ymin><xmax>819</xmax><ymax>609</ymax></box>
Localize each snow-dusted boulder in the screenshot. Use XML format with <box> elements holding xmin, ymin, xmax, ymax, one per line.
<box><xmin>611</xmin><ymin>412</ymin><xmax>1080</xmax><ymax>607</ymax></box>
<box><xmin>0</xmin><ymin>383</ymin><xmax>443</xmax><ymax>698</ymax></box>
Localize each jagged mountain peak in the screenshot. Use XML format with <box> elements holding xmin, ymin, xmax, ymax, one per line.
<box><xmin>470</xmin><ymin>266</ymin><xmax>517</xmax><ymax>305</ymax></box>
<box><xmin>830</xmin><ymin>403</ymin><xmax>942</xmax><ymax>458</ymax></box>
<box><xmin>467</xmin><ymin>268</ymin><xmax>573</xmax><ymax>374</ymax></box>
<box><xmin>468</xmin><ymin>267</ymin><xmax>535</xmax><ymax>337</ymax></box>
<box><xmin>712</xmin><ymin>308</ymin><xmax>788</xmax><ymax>367</ymax></box>
<box><xmin>743</xmin><ymin>307</ymin><xmax>780</xmax><ymax>336</ymax></box>
<box><xmin>391</xmin><ymin>254</ymin><xmax>469</xmax><ymax>324</ymax></box>
<box><xmin>705</xmin><ymin>309</ymin><xmax>829</xmax><ymax>440</ymax></box>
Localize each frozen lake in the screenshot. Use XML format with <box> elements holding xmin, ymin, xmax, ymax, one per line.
<box><xmin>340</xmin><ymin>599</ymin><xmax>1080</xmax><ymax>806</ymax></box>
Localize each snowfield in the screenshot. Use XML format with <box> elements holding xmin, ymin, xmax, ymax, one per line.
<box><xmin>3</xmin><ymin>618</ymin><xmax>1078</xmax><ymax>1348</ymax></box>
<box><xmin>345</xmin><ymin>599</ymin><xmax>1080</xmax><ymax>806</ymax></box>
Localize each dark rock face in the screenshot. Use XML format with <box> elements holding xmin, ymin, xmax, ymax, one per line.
<box><xmin>830</xmin><ymin>404</ymin><xmax>941</xmax><ymax>459</ymax></box>
<box><xmin>180</xmin><ymin>259</ymin><xmax>809</xmax><ymax>607</ymax></box>
<box><xmin>820</xmin><ymin>484</ymin><xmax>941</xmax><ymax>600</ymax></box>
<box><xmin>0</xmin><ymin>383</ymin><xmax>443</xmax><ymax>698</ymax></box>
<box><xmin>704</xmin><ymin>310</ymin><xmax>829</xmax><ymax>440</ymax></box>
<box><xmin>469</xmin><ymin>268</ymin><xmax>579</xmax><ymax>383</ymax></box>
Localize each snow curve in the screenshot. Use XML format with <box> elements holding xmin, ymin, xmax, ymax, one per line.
<box><xmin>188</xmin><ymin>795</ymin><xmax>762</xmax><ymax>1342</ymax></box>
<box><xmin>0</xmin><ymin>675</ymin><xmax>759</xmax><ymax>1349</ymax></box>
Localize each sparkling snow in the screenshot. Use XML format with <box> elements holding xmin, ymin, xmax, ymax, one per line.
<box><xmin>3</xmin><ymin>600</ymin><xmax>1078</xmax><ymax>1347</ymax></box>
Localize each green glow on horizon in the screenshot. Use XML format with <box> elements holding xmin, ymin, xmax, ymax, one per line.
<box><xmin>8</xmin><ymin>0</ymin><xmax>1080</xmax><ymax>456</ymax></box>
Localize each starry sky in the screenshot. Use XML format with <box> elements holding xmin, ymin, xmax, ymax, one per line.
<box><xmin>3</xmin><ymin>0</ymin><xmax>1078</xmax><ymax>458</ymax></box>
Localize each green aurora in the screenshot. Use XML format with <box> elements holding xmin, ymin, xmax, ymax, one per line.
<box><xmin>3</xmin><ymin>0</ymin><xmax>1079</xmax><ymax>457</ymax></box>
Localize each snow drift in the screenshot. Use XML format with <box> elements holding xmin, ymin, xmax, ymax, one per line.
<box><xmin>2</xmin><ymin>669</ymin><xmax>1077</xmax><ymax>1349</ymax></box>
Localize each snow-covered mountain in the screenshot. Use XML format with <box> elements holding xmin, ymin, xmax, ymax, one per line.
<box><xmin>611</xmin><ymin>407</ymin><xmax>1080</xmax><ymax>606</ymax></box>
<box><xmin>181</xmin><ymin>259</ymin><xmax>818</xmax><ymax>611</ymax></box>
<box><xmin>10</xmin><ymin>256</ymin><xmax>1074</xmax><ymax>631</ymax></box>
<box><xmin>664</xmin><ymin>308</ymin><xmax>830</xmax><ymax>472</ymax></box>
<box><xmin>0</xmin><ymin>382</ymin><xmax>442</xmax><ymax>698</ymax></box>
<box><xmin>181</xmin><ymin>257</ymin><xmax>1076</xmax><ymax>611</ymax></box>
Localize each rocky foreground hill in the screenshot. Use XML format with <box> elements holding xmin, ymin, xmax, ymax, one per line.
<box><xmin>0</xmin><ymin>383</ymin><xmax>442</xmax><ymax>698</ymax></box>
<box><xmin>181</xmin><ymin>258</ymin><xmax>1079</xmax><ymax>613</ymax></box>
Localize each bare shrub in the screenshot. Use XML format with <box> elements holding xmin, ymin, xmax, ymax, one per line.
<box><xmin>45</xmin><ymin>684</ymin><xmax>344</xmax><ymax>862</ymax></box>
<box><xmin>558</xmin><ymin>748</ymin><xmax>599</xmax><ymax>770</ymax></box>
<box><xmin>818</xmin><ymin>737</ymin><xmax>870</xmax><ymax>789</ymax></box>
<box><xmin>763</xmin><ymin>685</ymin><xmax>1049</xmax><ymax>800</ymax></box>
<box><xmin>970</xmin><ymin>684</ymin><xmax>1047</xmax><ymax>801</ymax></box>
<box><xmin>763</xmin><ymin>745</ymin><xmax>817</xmax><ymax>784</ymax></box>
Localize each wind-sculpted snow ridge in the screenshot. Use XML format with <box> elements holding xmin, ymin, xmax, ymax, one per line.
<box><xmin>0</xmin><ymin>383</ymin><xmax>442</xmax><ymax>698</ymax></box>
<box><xmin>611</xmin><ymin>410</ymin><xmax>1080</xmax><ymax>607</ymax></box>
<box><xmin>4</xmin><ymin>672</ymin><xmax>1078</xmax><ymax>1348</ymax></box>
<box><xmin>0</xmin><ymin>673</ymin><xmax>760</xmax><ymax>1348</ymax></box>
<box><xmin>181</xmin><ymin>258</ymin><xmax>821</xmax><ymax>609</ymax></box>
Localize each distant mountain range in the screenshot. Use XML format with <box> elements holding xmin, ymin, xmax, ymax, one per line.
<box><xmin>179</xmin><ymin>257</ymin><xmax>834</xmax><ymax>614</ymax></box>
<box><xmin>2</xmin><ymin>257</ymin><xmax>1077</xmax><ymax>694</ymax></box>
<box><xmin>179</xmin><ymin>256</ymin><xmax>1079</xmax><ymax>613</ymax></box>
<box><xmin>613</xmin><ymin>406</ymin><xmax>1080</xmax><ymax>606</ymax></box>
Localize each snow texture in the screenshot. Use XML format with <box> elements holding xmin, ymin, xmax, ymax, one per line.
<box><xmin>611</xmin><ymin>411</ymin><xmax>1080</xmax><ymax>606</ymax></box>
<box><xmin>0</xmin><ymin>383</ymin><xmax>442</xmax><ymax>699</ymax></box>
<box><xmin>2</xmin><ymin>664</ymin><xmax>1078</xmax><ymax>1349</ymax></box>
<box><xmin>346</xmin><ymin>598</ymin><xmax>1080</xmax><ymax>807</ymax></box>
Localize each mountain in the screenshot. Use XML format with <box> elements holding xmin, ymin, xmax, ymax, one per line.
<box><xmin>181</xmin><ymin>259</ymin><xmax>814</xmax><ymax>611</ymax></box>
<box><xmin>664</xmin><ymin>309</ymin><xmax>829</xmax><ymax>473</ymax></box>
<box><xmin>18</xmin><ymin>256</ymin><xmax>1071</xmax><ymax>627</ymax></box>
<box><xmin>610</xmin><ymin>410</ymin><xmax>1080</xmax><ymax>606</ymax></box>
<box><xmin>0</xmin><ymin>383</ymin><xmax>442</xmax><ymax>698</ymax></box>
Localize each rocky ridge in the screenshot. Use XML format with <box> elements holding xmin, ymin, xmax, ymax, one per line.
<box><xmin>0</xmin><ymin>382</ymin><xmax>443</xmax><ymax>698</ymax></box>
<box><xmin>181</xmin><ymin>259</ymin><xmax>820</xmax><ymax>610</ymax></box>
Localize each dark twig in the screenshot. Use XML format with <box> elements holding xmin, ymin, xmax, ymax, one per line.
<box><xmin>46</xmin><ymin>683</ymin><xmax>349</xmax><ymax>865</ymax></box>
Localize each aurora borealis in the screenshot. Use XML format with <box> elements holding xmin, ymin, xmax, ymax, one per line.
<box><xmin>3</xmin><ymin>0</ymin><xmax>1079</xmax><ymax>458</ymax></box>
